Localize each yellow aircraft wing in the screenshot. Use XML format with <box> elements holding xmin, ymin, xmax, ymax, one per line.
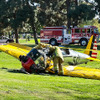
<box><xmin>63</xmin><ymin>65</ymin><xmax>100</xmax><ymax>80</ymax></box>
<box><xmin>87</xmin><ymin>57</ymin><xmax>100</xmax><ymax>62</ymax></box>
<box><xmin>0</xmin><ymin>43</ymin><xmax>32</xmax><ymax>59</ymax></box>
<box><xmin>47</xmin><ymin>64</ymin><xmax>100</xmax><ymax>80</ymax></box>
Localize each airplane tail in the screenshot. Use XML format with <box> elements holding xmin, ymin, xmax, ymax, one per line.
<box><xmin>84</xmin><ymin>35</ymin><xmax>97</xmax><ymax>59</ymax></box>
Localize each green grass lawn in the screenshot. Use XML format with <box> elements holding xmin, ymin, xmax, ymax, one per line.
<box><xmin>0</xmin><ymin>40</ymin><xmax>100</xmax><ymax>100</ymax></box>
<box><xmin>18</xmin><ymin>38</ymin><xmax>40</xmax><ymax>44</ymax></box>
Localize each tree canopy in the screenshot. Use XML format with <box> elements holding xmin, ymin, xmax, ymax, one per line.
<box><xmin>67</xmin><ymin>4</ymin><xmax>95</xmax><ymax>27</ymax></box>
<box><xmin>0</xmin><ymin>0</ymin><xmax>99</xmax><ymax>44</ymax></box>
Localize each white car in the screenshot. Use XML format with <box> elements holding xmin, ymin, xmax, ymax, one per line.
<box><xmin>0</xmin><ymin>36</ymin><xmax>14</xmax><ymax>43</ymax></box>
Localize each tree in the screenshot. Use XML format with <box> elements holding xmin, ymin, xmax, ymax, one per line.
<box><xmin>1</xmin><ymin>0</ymin><xmax>39</xmax><ymax>44</ymax></box>
<box><xmin>0</xmin><ymin>0</ymin><xmax>97</xmax><ymax>43</ymax></box>
<box><xmin>66</xmin><ymin>0</ymin><xmax>78</xmax><ymax>28</ymax></box>
<box><xmin>0</xmin><ymin>0</ymin><xmax>10</xmax><ymax>33</ymax></box>
<box><xmin>67</xmin><ymin>3</ymin><xmax>96</xmax><ymax>27</ymax></box>
<box><xmin>0</xmin><ymin>0</ymin><xmax>24</xmax><ymax>43</ymax></box>
<box><xmin>95</xmin><ymin>0</ymin><xmax>100</xmax><ymax>21</ymax></box>
<box><xmin>16</xmin><ymin>1</ymin><xmax>39</xmax><ymax>44</ymax></box>
<box><xmin>36</xmin><ymin>0</ymin><xmax>67</xmax><ymax>26</ymax></box>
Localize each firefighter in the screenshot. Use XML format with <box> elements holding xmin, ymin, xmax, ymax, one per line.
<box><xmin>34</xmin><ymin>43</ymin><xmax>64</xmax><ymax>75</ymax></box>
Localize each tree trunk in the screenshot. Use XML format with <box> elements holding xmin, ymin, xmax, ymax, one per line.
<box><xmin>30</xmin><ymin>17</ymin><xmax>38</xmax><ymax>44</ymax></box>
<box><xmin>8</xmin><ymin>32</ymin><xmax>10</xmax><ymax>38</ymax></box>
<box><xmin>75</xmin><ymin>0</ymin><xmax>78</xmax><ymax>6</ymax></box>
<box><xmin>66</xmin><ymin>0</ymin><xmax>78</xmax><ymax>28</ymax></box>
<box><xmin>27</xmin><ymin>1</ymin><xmax>38</xmax><ymax>45</ymax></box>
<box><xmin>74</xmin><ymin>0</ymin><xmax>78</xmax><ymax>26</ymax></box>
<box><xmin>31</xmin><ymin>24</ymin><xmax>38</xmax><ymax>44</ymax></box>
<box><xmin>66</xmin><ymin>0</ymin><xmax>71</xmax><ymax>29</ymax></box>
<box><xmin>15</xmin><ymin>28</ymin><xmax>19</xmax><ymax>43</ymax></box>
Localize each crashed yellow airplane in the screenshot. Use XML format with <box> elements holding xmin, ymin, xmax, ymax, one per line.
<box><xmin>0</xmin><ymin>35</ymin><xmax>100</xmax><ymax>80</ymax></box>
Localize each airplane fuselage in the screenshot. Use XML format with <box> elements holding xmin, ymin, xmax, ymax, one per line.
<box><xmin>62</xmin><ymin>49</ymin><xmax>90</xmax><ymax>65</ymax></box>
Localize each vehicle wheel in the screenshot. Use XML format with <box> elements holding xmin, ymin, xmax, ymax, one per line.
<box><xmin>49</xmin><ymin>39</ymin><xmax>57</xmax><ymax>46</ymax></box>
<box><xmin>6</xmin><ymin>40</ymin><xmax>9</xmax><ymax>43</ymax></box>
<box><xmin>80</xmin><ymin>39</ymin><xmax>88</xmax><ymax>46</ymax></box>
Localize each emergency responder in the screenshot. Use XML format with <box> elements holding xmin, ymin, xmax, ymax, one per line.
<box><xmin>34</xmin><ymin>43</ymin><xmax>64</xmax><ymax>75</ymax></box>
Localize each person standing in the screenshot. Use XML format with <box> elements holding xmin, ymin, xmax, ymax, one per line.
<box><xmin>34</xmin><ymin>43</ymin><xmax>64</xmax><ymax>75</ymax></box>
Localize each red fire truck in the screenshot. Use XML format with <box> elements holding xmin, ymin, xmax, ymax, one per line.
<box><xmin>40</xmin><ymin>25</ymin><xmax>99</xmax><ymax>46</ymax></box>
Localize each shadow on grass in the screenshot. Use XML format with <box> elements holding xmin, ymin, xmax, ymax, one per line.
<box><xmin>0</xmin><ymin>67</ymin><xmax>63</xmax><ymax>77</ymax></box>
<box><xmin>0</xmin><ymin>67</ymin><xmax>51</xmax><ymax>76</ymax></box>
<box><xmin>0</xmin><ymin>67</ymin><xmax>26</xmax><ymax>73</ymax></box>
<box><xmin>74</xmin><ymin>95</ymin><xmax>100</xmax><ymax>100</ymax></box>
<box><xmin>0</xmin><ymin>67</ymin><xmax>29</xmax><ymax>74</ymax></box>
<box><xmin>24</xmin><ymin>44</ymin><xmax>36</xmax><ymax>48</ymax></box>
<box><xmin>65</xmin><ymin>44</ymin><xmax>86</xmax><ymax>49</ymax></box>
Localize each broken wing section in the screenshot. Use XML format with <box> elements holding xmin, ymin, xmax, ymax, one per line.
<box><xmin>0</xmin><ymin>43</ymin><xmax>32</xmax><ymax>59</ymax></box>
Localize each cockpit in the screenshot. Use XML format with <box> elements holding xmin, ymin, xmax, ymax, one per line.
<box><xmin>27</xmin><ymin>48</ymin><xmax>41</xmax><ymax>61</ymax></box>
